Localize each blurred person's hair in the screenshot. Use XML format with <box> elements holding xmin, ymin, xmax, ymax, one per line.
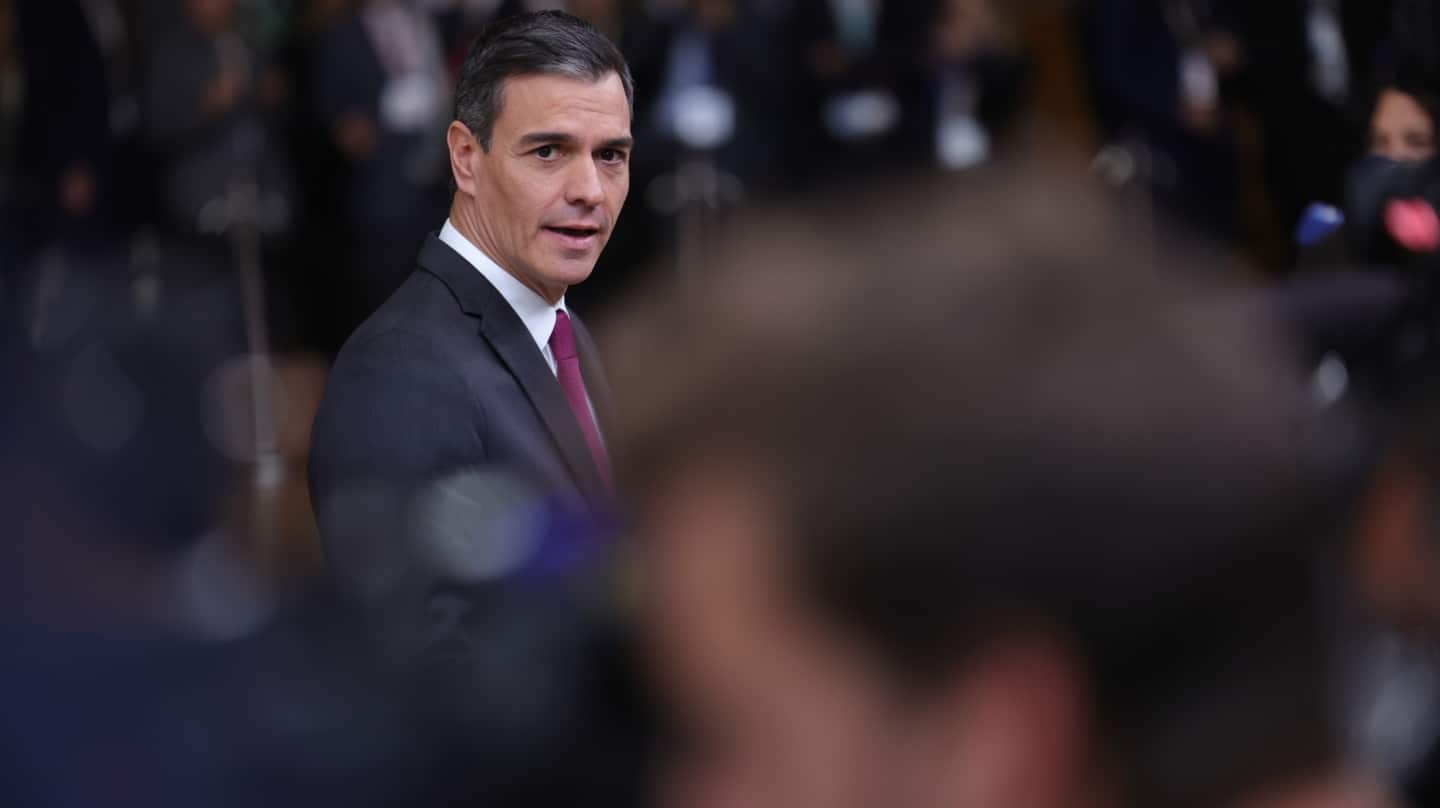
<box><xmin>453</xmin><ymin>10</ymin><xmax>633</xmax><ymax>152</ymax></box>
<box><xmin>611</xmin><ymin>169</ymin><xmax>1355</xmax><ymax>808</ymax></box>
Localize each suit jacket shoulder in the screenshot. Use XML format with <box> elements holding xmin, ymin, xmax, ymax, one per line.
<box><xmin>311</xmin><ymin>234</ymin><xmax>611</xmax><ymax>519</ymax></box>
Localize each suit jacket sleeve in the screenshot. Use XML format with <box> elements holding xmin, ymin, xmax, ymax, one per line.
<box><xmin>308</xmin><ymin>330</ymin><xmax>489</xmax><ymax>659</ymax></box>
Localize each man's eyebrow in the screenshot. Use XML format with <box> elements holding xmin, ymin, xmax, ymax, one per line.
<box><xmin>517</xmin><ymin>131</ymin><xmax>579</xmax><ymax>147</ymax></box>
<box><xmin>516</xmin><ymin>132</ymin><xmax>634</xmax><ymax>150</ymax></box>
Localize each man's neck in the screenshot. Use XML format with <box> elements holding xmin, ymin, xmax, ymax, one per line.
<box><xmin>448</xmin><ymin>197</ymin><xmax>565</xmax><ymax>306</ymax></box>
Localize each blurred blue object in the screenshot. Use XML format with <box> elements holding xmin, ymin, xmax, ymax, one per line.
<box><xmin>1296</xmin><ymin>203</ymin><xmax>1346</xmax><ymax>247</ymax></box>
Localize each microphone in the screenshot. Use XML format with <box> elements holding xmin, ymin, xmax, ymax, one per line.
<box><xmin>1385</xmin><ymin>198</ymin><xmax>1440</xmax><ymax>253</ymax></box>
<box><xmin>1295</xmin><ymin>203</ymin><xmax>1345</xmax><ymax>248</ymax></box>
<box><xmin>1344</xmin><ymin>154</ymin><xmax>1440</xmax><ymax>265</ymax></box>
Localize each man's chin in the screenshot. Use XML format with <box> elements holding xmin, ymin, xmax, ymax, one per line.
<box><xmin>540</xmin><ymin>260</ymin><xmax>598</xmax><ymax>291</ymax></box>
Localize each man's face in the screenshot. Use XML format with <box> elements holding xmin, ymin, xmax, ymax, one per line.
<box><xmin>468</xmin><ymin>72</ymin><xmax>631</xmax><ymax>303</ymax></box>
<box><xmin>640</xmin><ymin>463</ymin><xmax>954</xmax><ymax>808</ymax></box>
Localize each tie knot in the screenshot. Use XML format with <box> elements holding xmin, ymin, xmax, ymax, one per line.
<box><xmin>549</xmin><ymin>309</ymin><xmax>578</xmax><ymax>362</ymax></box>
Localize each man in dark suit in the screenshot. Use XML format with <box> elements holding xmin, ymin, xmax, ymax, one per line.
<box><xmin>308</xmin><ymin>11</ymin><xmax>632</xmax><ymax>663</ymax></box>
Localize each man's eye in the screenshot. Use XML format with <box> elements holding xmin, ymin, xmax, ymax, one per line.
<box><xmin>599</xmin><ymin>149</ymin><xmax>626</xmax><ymax>164</ymax></box>
<box><xmin>535</xmin><ymin>146</ymin><xmax>556</xmax><ymax>160</ymax></box>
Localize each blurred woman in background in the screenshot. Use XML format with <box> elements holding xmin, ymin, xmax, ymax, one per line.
<box><xmin>1369</xmin><ymin>83</ymin><xmax>1438</xmax><ymax>164</ymax></box>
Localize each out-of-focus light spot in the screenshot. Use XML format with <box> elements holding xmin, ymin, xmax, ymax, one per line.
<box><xmin>824</xmin><ymin>90</ymin><xmax>900</xmax><ymax>143</ymax></box>
<box><xmin>410</xmin><ymin>469</ymin><xmax>543</xmax><ymax>583</ymax></box>
<box><xmin>646</xmin><ymin>163</ymin><xmax>745</xmax><ymax>217</ymax></box>
<box><xmin>672</xmin><ymin>85</ymin><xmax>736</xmax><ymax>151</ymax></box>
<box><xmin>173</xmin><ymin>530</ymin><xmax>277</xmax><ymax>642</ymax></box>
<box><xmin>1091</xmin><ymin>145</ymin><xmax>1136</xmax><ymax>188</ymax></box>
<box><xmin>62</xmin><ymin>342</ymin><xmax>144</xmax><ymax>451</ymax></box>
<box><xmin>129</xmin><ymin>232</ymin><xmax>162</xmax><ymax>318</ymax></box>
<box><xmin>197</xmin><ymin>197</ymin><xmax>229</xmax><ymax>235</ymax></box>
<box><xmin>320</xmin><ymin>480</ymin><xmax>407</xmax><ymax>598</ymax></box>
<box><xmin>380</xmin><ymin>72</ymin><xmax>447</xmax><ymax>134</ymax></box>
<box><xmin>1349</xmin><ymin>631</ymin><xmax>1440</xmax><ymax>779</ymax></box>
<box><xmin>202</xmin><ymin>354</ymin><xmax>287</xmax><ymax>463</ymax></box>
<box><xmin>28</xmin><ymin>248</ymin><xmax>98</xmax><ymax>350</ymax></box>
<box><xmin>1384</xmin><ymin>199</ymin><xmax>1440</xmax><ymax>253</ymax></box>
<box><xmin>937</xmin><ymin>115</ymin><xmax>990</xmax><ymax>171</ymax></box>
<box><xmin>1311</xmin><ymin>352</ymin><xmax>1348</xmax><ymax>407</ymax></box>
<box><xmin>131</xmin><ymin>271</ymin><xmax>162</xmax><ymax>319</ymax></box>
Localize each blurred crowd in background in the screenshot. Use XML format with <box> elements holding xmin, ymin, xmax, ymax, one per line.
<box><xmin>0</xmin><ymin>0</ymin><xmax>1025</xmax><ymax>353</ymax></box>
<box><xmin>14</xmin><ymin>0</ymin><xmax>1440</xmax><ymax>342</ymax></box>
<box><xmin>9</xmin><ymin>0</ymin><xmax>1440</xmax><ymax>318</ymax></box>
<box><xmin>12</xmin><ymin>0</ymin><xmax>1440</xmax><ymax>806</ymax></box>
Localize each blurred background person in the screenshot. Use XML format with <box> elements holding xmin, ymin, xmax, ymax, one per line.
<box><xmin>1292</xmin><ymin>73</ymin><xmax>1440</xmax><ymax>268</ymax></box>
<box><xmin>143</xmin><ymin>0</ymin><xmax>301</xmax><ymax>385</ymax></box>
<box><xmin>1077</xmin><ymin>0</ymin><xmax>1248</xmax><ymax>243</ymax></box>
<box><xmin>627</xmin><ymin>0</ymin><xmax>783</xmax><ymax>191</ymax></box>
<box><xmin>146</xmin><ymin>0</ymin><xmax>296</xmax><ymax>243</ymax></box>
<box><xmin>1368</xmin><ymin>83</ymin><xmax>1438</xmax><ymax>163</ymax></box>
<box><xmin>583</xmin><ymin>0</ymin><xmax>780</xmax><ymax>315</ymax></box>
<box><xmin>313</xmin><ymin>0</ymin><xmax>451</xmax><ymax>349</ymax></box>
<box><xmin>1274</xmin><ymin>67</ymin><xmax>1440</xmax><ymax>412</ymax></box>
<box><xmin>780</xmin><ymin>0</ymin><xmax>938</xmax><ymax>186</ymax></box>
<box><xmin>1237</xmin><ymin>0</ymin><xmax>1392</xmax><ymax>268</ymax></box>
<box><xmin>927</xmin><ymin>0</ymin><xmax>1025</xmax><ymax>171</ymax></box>
<box><xmin>2</xmin><ymin>0</ymin><xmax>127</xmax><ymax>269</ymax></box>
<box><xmin>1345</xmin><ymin>389</ymin><xmax>1440</xmax><ymax>807</ymax></box>
<box><xmin>611</xmin><ymin>173</ymin><xmax>1383</xmax><ymax>808</ymax></box>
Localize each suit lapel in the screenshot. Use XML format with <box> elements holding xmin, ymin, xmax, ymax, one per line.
<box><xmin>416</xmin><ymin>235</ymin><xmax>609</xmax><ymax>501</ymax></box>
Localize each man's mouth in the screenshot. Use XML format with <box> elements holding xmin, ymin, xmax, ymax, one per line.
<box><xmin>545</xmin><ymin>225</ymin><xmax>601</xmax><ymax>238</ymax></box>
<box><xmin>544</xmin><ymin>224</ymin><xmax>603</xmax><ymax>250</ymax></box>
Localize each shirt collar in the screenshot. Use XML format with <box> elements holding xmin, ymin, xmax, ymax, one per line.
<box><xmin>440</xmin><ymin>219</ymin><xmax>565</xmax><ymax>355</ymax></box>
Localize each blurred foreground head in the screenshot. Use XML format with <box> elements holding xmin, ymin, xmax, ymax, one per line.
<box><xmin>613</xmin><ymin>171</ymin><xmax>1378</xmax><ymax>808</ymax></box>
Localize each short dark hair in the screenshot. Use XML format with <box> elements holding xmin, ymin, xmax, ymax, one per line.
<box><xmin>453</xmin><ymin>10</ymin><xmax>634</xmax><ymax>151</ymax></box>
<box><xmin>612</xmin><ymin>171</ymin><xmax>1355</xmax><ymax>808</ymax></box>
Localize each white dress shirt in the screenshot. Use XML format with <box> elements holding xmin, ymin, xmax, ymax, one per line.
<box><xmin>440</xmin><ymin>219</ymin><xmax>569</xmax><ymax>375</ymax></box>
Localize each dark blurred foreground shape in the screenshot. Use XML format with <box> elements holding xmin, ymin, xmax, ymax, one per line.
<box><xmin>0</xmin><ymin>260</ymin><xmax>650</xmax><ymax>807</ymax></box>
<box><xmin>610</xmin><ymin>169</ymin><xmax>1390</xmax><ymax>808</ymax></box>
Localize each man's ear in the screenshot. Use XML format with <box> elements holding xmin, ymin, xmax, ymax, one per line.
<box><xmin>447</xmin><ymin>121</ymin><xmax>483</xmax><ymax>196</ymax></box>
<box><xmin>929</xmin><ymin>632</ymin><xmax>1105</xmax><ymax>808</ymax></box>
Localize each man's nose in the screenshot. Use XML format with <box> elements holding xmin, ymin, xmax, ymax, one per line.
<box><xmin>565</xmin><ymin>157</ymin><xmax>605</xmax><ymax>207</ymax></box>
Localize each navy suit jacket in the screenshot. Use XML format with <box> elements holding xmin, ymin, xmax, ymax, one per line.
<box><xmin>308</xmin><ymin>234</ymin><xmax>614</xmax><ymax>637</ymax></box>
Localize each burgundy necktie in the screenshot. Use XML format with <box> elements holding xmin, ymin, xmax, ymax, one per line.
<box><xmin>548</xmin><ymin>310</ymin><xmax>611</xmax><ymax>489</ymax></box>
